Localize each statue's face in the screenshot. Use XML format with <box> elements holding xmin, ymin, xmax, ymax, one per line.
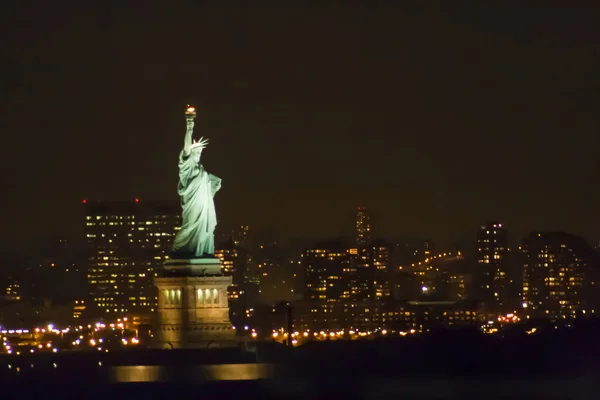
<box><xmin>191</xmin><ymin>150</ymin><xmax>201</xmax><ymax>164</ymax></box>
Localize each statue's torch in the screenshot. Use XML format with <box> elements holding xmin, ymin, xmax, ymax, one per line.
<box><xmin>185</xmin><ymin>105</ymin><xmax>196</xmax><ymax>120</ymax></box>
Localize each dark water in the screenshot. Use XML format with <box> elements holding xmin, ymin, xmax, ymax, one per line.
<box><xmin>3</xmin><ymin>363</ymin><xmax>600</xmax><ymax>400</ymax></box>
<box><xmin>2</xmin><ymin>341</ymin><xmax>600</xmax><ymax>399</ymax></box>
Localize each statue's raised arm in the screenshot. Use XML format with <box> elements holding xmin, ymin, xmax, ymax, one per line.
<box><xmin>183</xmin><ymin>118</ymin><xmax>194</xmax><ymax>156</ymax></box>
<box><xmin>183</xmin><ymin>118</ymin><xmax>209</xmax><ymax>158</ymax></box>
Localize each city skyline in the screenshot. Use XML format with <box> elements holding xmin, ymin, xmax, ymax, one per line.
<box><xmin>3</xmin><ymin>3</ymin><xmax>600</xmax><ymax>395</ymax></box>
<box><xmin>2</xmin><ymin>197</ymin><xmax>599</xmax><ymax>255</ymax></box>
<box><xmin>2</xmin><ymin>3</ymin><xmax>599</xmax><ymax>250</ymax></box>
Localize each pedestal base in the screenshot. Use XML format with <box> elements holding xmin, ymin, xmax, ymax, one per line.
<box><xmin>153</xmin><ymin>260</ymin><xmax>237</xmax><ymax>349</ymax></box>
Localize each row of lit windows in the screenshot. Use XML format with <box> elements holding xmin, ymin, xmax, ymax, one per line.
<box><xmin>162</xmin><ymin>288</ymin><xmax>222</xmax><ymax>307</ymax></box>
<box><xmin>198</xmin><ymin>289</ymin><xmax>220</xmax><ymax>305</ymax></box>
<box><xmin>164</xmin><ymin>290</ymin><xmax>181</xmax><ymax>306</ymax></box>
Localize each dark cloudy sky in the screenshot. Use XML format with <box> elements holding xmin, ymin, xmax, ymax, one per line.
<box><xmin>1</xmin><ymin>1</ymin><xmax>599</xmax><ymax>249</ymax></box>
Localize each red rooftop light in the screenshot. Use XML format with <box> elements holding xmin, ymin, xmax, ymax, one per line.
<box><xmin>82</xmin><ymin>199</ymin><xmax>87</xmax><ymax>204</ymax></box>
<box><xmin>135</xmin><ymin>198</ymin><xmax>139</xmax><ymax>203</ymax></box>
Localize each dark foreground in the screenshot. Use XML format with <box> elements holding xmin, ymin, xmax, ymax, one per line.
<box><xmin>3</xmin><ymin>324</ymin><xmax>600</xmax><ymax>399</ymax></box>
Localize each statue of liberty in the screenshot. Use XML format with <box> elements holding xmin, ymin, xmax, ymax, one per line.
<box><xmin>171</xmin><ymin>106</ymin><xmax>222</xmax><ymax>258</ymax></box>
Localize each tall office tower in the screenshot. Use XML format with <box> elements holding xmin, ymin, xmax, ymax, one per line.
<box><xmin>355</xmin><ymin>241</ymin><xmax>392</xmax><ymax>300</ymax></box>
<box><xmin>2</xmin><ymin>277</ymin><xmax>21</xmax><ymax>301</ymax></box>
<box><xmin>304</xmin><ymin>243</ymin><xmax>359</xmax><ymax>303</ymax></box>
<box><xmin>36</xmin><ymin>238</ymin><xmax>86</xmax><ymax>305</ymax></box>
<box><xmin>232</xmin><ymin>225</ymin><xmax>250</xmax><ymax>248</ymax></box>
<box><xmin>521</xmin><ymin>232</ymin><xmax>600</xmax><ymax>320</ymax></box>
<box><xmin>214</xmin><ymin>238</ymin><xmax>249</xmax><ymax>325</ymax></box>
<box><xmin>302</xmin><ymin>243</ymin><xmax>362</xmax><ymax>330</ymax></box>
<box><xmin>370</xmin><ymin>241</ymin><xmax>392</xmax><ymax>299</ymax></box>
<box><xmin>476</xmin><ymin>221</ymin><xmax>509</xmax><ymax>313</ymax></box>
<box><xmin>356</xmin><ymin>206</ymin><xmax>371</xmax><ymax>246</ymax></box>
<box><xmin>255</xmin><ymin>243</ymin><xmax>295</xmax><ymax>304</ymax></box>
<box><xmin>84</xmin><ymin>200</ymin><xmax>180</xmax><ymax>319</ymax></box>
<box><xmin>302</xmin><ymin>242</ymin><xmax>392</xmax><ymax>331</ymax></box>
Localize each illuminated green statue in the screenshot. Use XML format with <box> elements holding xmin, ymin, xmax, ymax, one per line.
<box><xmin>171</xmin><ymin>108</ymin><xmax>222</xmax><ymax>258</ymax></box>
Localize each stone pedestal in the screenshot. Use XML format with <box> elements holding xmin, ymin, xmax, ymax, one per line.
<box><xmin>153</xmin><ymin>258</ymin><xmax>237</xmax><ymax>349</ymax></box>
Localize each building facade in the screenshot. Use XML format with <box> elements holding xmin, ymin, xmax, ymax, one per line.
<box><xmin>304</xmin><ymin>243</ymin><xmax>359</xmax><ymax>303</ymax></box>
<box><xmin>84</xmin><ymin>200</ymin><xmax>180</xmax><ymax>319</ymax></box>
<box><xmin>476</xmin><ymin>221</ymin><xmax>509</xmax><ymax>313</ymax></box>
<box><xmin>521</xmin><ymin>232</ymin><xmax>600</xmax><ymax>320</ymax></box>
<box><xmin>356</xmin><ymin>206</ymin><xmax>371</xmax><ymax>246</ymax></box>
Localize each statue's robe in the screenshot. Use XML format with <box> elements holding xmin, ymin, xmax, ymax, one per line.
<box><xmin>172</xmin><ymin>150</ymin><xmax>221</xmax><ymax>258</ymax></box>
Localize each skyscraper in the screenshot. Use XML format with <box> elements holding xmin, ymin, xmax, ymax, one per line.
<box><xmin>302</xmin><ymin>243</ymin><xmax>361</xmax><ymax>330</ymax></box>
<box><xmin>476</xmin><ymin>221</ymin><xmax>509</xmax><ymax>314</ymax></box>
<box><xmin>232</xmin><ymin>225</ymin><xmax>250</xmax><ymax>248</ymax></box>
<box><xmin>356</xmin><ymin>206</ymin><xmax>371</xmax><ymax>246</ymax></box>
<box><xmin>370</xmin><ymin>241</ymin><xmax>392</xmax><ymax>299</ymax></box>
<box><xmin>304</xmin><ymin>243</ymin><xmax>359</xmax><ymax>303</ymax></box>
<box><xmin>2</xmin><ymin>277</ymin><xmax>20</xmax><ymax>301</ymax></box>
<box><xmin>521</xmin><ymin>232</ymin><xmax>600</xmax><ymax>320</ymax></box>
<box><xmin>84</xmin><ymin>200</ymin><xmax>180</xmax><ymax>319</ymax></box>
<box><xmin>300</xmin><ymin>241</ymin><xmax>392</xmax><ymax>331</ymax></box>
<box><xmin>256</xmin><ymin>243</ymin><xmax>294</xmax><ymax>304</ymax></box>
<box><xmin>214</xmin><ymin>238</ymin><xmax>249</xmax><ymax>326</ymax></box>
<box><xmin>355</xmin><ymin>242</ymin><xmax>392</xmax><ymax>300</ymax></box>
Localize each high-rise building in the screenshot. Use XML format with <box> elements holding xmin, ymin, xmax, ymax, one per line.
<box><xmin>84</xmin><ymin>200</ymin><xmax>180</xmax><ymax>319</ymax></box>
<box><xmin>355</xmin><ymin>242</ymin><xmax>392</xmax><ymax>300</ymax></box>
<box><xmin>356</xmin><ymin>206</ymin><xmax>371</xmax><ymax>246</ymax></box>
<box><xmin>476</xmin><ymin>221</ymin><xmax>509</xmax><ymax>313</ymax></box>
<box><xmin>256</xmin><ymin>243</ymin><xmax>294</xmax><ymax>304</ymax></box>
<box><xmin>370</xmin><ymin>242</ymin><xmax>392</xmax><ymax>299</ymax></box>
<box><xmin>39</xmin><ymin>239</ymin><xmax>78</xmax><ymax>273</ymax></box>
<box><xmin>304</xmin><ymin>243</ymin><xmax>359</xmax><ymax>303</ymax></box>
<box><xmin>521</xmin><ymin>232</ymin><xmax>600</xmax><ymax>320</ymax></box>
<box><xmin>214</xmin><ymin>238</ymin><xmax>249</xmax><ymax>325</ymax></box>
<box><xmin>302</xmin><ymin>242</ymin><xmax>378</xmax><ymax>331</ymax></box>
<box><xmin>3</xmin><ymin>277</ymin><xmax>21</xmax><ymax>301</ymax></box>
<box><xmin>232</xmin><ymin>225</ymin><xmax>250</xmax><ymax>248</ymax></box>
<box><xmin>35</xmin><ymin>238</ymin><xmax>86</xmax><ymax>305</ymax></box>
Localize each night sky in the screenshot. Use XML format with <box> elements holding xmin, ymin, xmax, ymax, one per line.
<box><xmin>1</xmin><ymin>2</ymin><xmax>599</xmax><ymax>249</ymax></box>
